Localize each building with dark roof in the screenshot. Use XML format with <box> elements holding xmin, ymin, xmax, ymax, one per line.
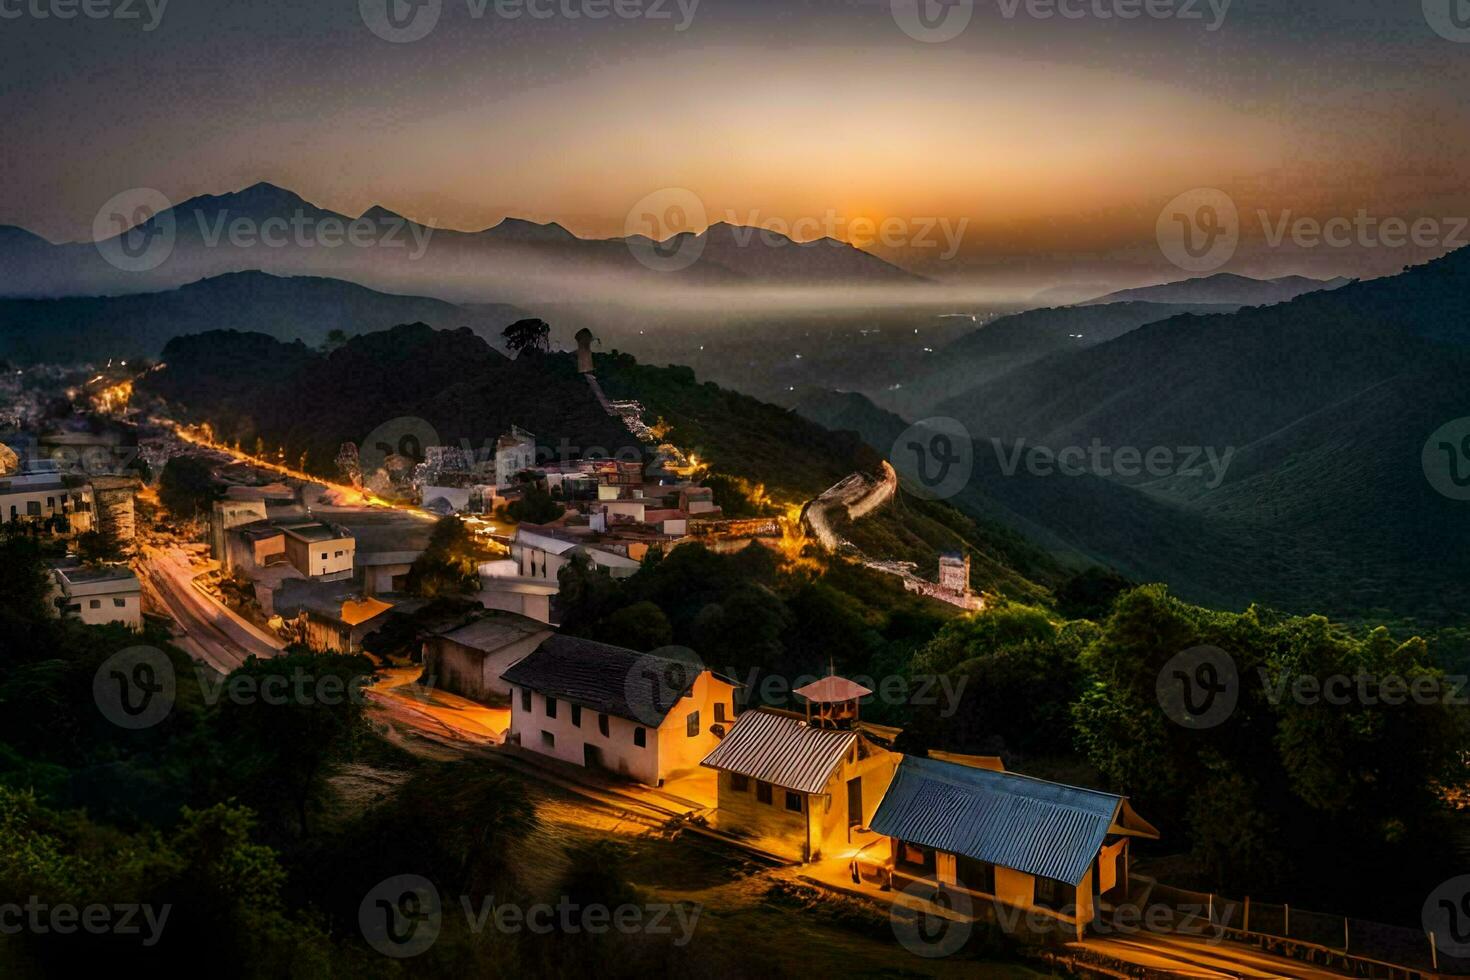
<box><xmin>502</xmin><ymin>636</ymin><xmax>738</xmax><ymax>786</ymax></box>
<box><xmin>862</xmin><ymin>755</ymin><xmax>1158</xmax><ymax>940</ymax></box>
<box><xmin>700</xmin><ymin>706</ymin><xmax>899</xmax><ymax>862</ymax></box>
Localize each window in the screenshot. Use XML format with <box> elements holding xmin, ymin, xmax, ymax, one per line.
<box><xmin>46</xmin><ymin>497</ymin><xmax>54</xmax><ymax>508</ymax></box>
<box><xmin>686</xmin><ymin>710</ymin><xmax>700</xmax><ymax>738</ymax></box>
<box><xmin>731</xmin><ymin>774</ymin><xmax>749</xmax><ymax>792</ymax></box>
<box><xmin>112</xmin><ymin>598</ymin><xmax>126</xmax><ymax>608</ymax></box>
<box><xmin>633</xmin><ymin>726</ymin><xmax>646</xmax><ymax>747</ymax></box>
<box><xmin>756</xmin><ymin>781</ymin><xmax>773</xmax><ymax>805</ymax></box>
<box><xmin>598</xmin><ymin>713</ymin><xmax>609</xmax><ymax>737</ymax></box>
<box><xmin>89</xmin><ymin>599</ymin><xmax>101</xmax><ymax>609</ymax></box>
<box><xmin>571</xmin><ymin>704</ymin><xmax>581</xmax><ymax>727</ymax></box>
<box><xmin>715</xmin><ymin>701</ymin><xmax>730</xmax><ymax>723</ymax></box>
<box><xmin>540</xmin><ymin>731</ymin><xmax>555</xmax><ymax>748</ymax></box>
<box><xmin>27</xmin><ymin>501</ymin><xmax>39</xmax><ymax>516</ymax></box>
<box><xmin>957</xmin><ymin>856</ymin><xmax>996</xmax><ymax>895</ymax></box>
<box><xmin>520</xmin><ymin>689</ymin><xmax>531</xmax><ymax>712</ymax></box>
<box><xmin>334</xmin><ymin>550</ymin><xmax>343</xmax><ymax>557</ymax></box>
<box><xmin>785</xmin><ymin>791</ymin><xmax>803</xmax><ymax>813</ymax></box>
<box><xmin>545</xmin><ymin>696</ymin><xmax>557</xmax><ymax>719</ymax></box>
<box><xmin>1034</xmin><ymin>877</ymin><xmax>1073</xmax><ymax>911</ymax></box>
<box><xmin>320</xmin><ymin>552</ymin><xmax>328</xmax><ymax>560</ymax></box>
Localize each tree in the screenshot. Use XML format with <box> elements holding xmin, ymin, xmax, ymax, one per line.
<box><xmin>502</xmin><ymin>317</ymin><xmax>550</xmax><ymax>355</ymax></box>
<box><xmin>599</xmin><ymin>601</ymin><xmax>673</xmax><ymax>651</ymax></box>
<box><xmin>505</xmin><ymin>486</ymin><xmax>564</xmax><ymax>525</ymax></box>
<box><xmin>320</xmin><ymin>328</ymin><xmax>348</xmax><ymax>352</ymax></box>
<box><xmin>405</xmin><ymin>516</ymin><xmax>488</xmax><ymax>597</ymax></box>
<box><xmin>211</xmin><ymin>652</ymin><xmax>376</xmax><ymax>837</ymax></box>
<box><xmin>157</xmin><ymin>456</ymin><xmax>219</xmax><ymax>519</ymax></box>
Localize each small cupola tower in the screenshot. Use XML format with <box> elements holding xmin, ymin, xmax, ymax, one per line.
<box><xmin>794</xmin><ymin>672</ymin><xmax>873</xmax><ymax>730</ymax></box>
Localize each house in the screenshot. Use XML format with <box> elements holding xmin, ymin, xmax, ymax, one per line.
<box><xmin>272</xmin><ymin>578</ymin><xmax>396</xmax><ymax>653</ymax></box>
<box><xmin>494</xmin><ymin>427</ymin><xmax>537</xmax><ymax>488</ymax></box>
<box><xmin>861</xmin><ymin>755</ymin><xmax>1159</xmax><ymax>940</ymax></box>
<box><xmin>502</xmin><ymin>636</ymin><xmax>738</xmax><ymax>786</ymax></box>
<box><xmin>0</xmin><ymin>461</ymin><xmax>93</xmax><ymax>532</ymax></box>
<box><xmin>420</xmin><ymin>611</ymin><xmax>553</xmax><ymax>701</ymax></box>
<box><xmin>510</xmin><ymin>525</ymin><xmax>640</xmax><ymax>583</ymax></box>
<box><xmin>279</xmin><ymin>521</ymin><xmax>355</xmax><ymax>579</ymax></box>
<box><xmin>48</xmin><ymin>561</ymin><xmax>142</xmax><ymax>630</ymax></box>
<box><xmin>700</xmin><ymin>675</ymin><xmax>900</xmax><ymax>862</ymax></box>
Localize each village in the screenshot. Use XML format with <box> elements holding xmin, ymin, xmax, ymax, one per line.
<box><xmin>0</xmin><ymin>356</ymin><xmax>1447</xmax><ymax>980</ymax></box>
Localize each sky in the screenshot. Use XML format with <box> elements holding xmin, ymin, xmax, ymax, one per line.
<box><xmin>3</xmin><ymin>0</ymin><xmax>1469</xmax><ymax>282</ymax></box>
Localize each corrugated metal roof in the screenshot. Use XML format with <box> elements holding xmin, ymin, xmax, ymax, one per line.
<box><xmin>868</xmin><ymin>756</ymin><xmax>1124</xmax><ymax>887</ymax></box>
<box><xmin>699</xmin><ymin>708</ymin><xmax>855</xmax><ymax>795</ymax></box>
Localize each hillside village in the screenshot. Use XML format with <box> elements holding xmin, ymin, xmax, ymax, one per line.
<box><xmin>0</xmin><ymin>343</ymin><xmax>1454</xmax><ymax>980</ymax></box>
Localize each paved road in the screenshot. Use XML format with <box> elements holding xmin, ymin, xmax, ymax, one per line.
<box><xmin>140</xmin><ymin>545</ymin><xmax>284</xmax><ymax>672</ymax></box>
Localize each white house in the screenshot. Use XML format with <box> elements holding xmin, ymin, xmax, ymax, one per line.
<box><xmin>0</xmin><ymin>461</ymin><xmax>93</xmax><ymax>531</ymax></box>
<box><xmin>510</xmin><ymin>526</ymin><xmax>640</xmax><ymax>584</ymax></box>
<box><xmin>48</xmin><ymin>561</ymin><xmax>142</xmax><ymax>630</ymax></box>
<box><xmin>502</xmin><ymin>636</ymin><xmax>738</xmax><ymax>786</ymax></box>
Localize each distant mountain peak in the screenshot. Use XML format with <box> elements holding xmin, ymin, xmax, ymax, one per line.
<box><xmin>484</xmin><ymin>216</ymin><xmax>577</xmax><ymax>242</ymax></box>
<box><xmin>173</xmin><ymin>181</ymin><xmax>331</xmax><ymax>218</ymax></box>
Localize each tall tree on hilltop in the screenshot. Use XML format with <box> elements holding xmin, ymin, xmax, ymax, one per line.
<box><xmin>502</xmin><ymin>317</ymin><xmax>551</xmax><ymax>355</ymax></box>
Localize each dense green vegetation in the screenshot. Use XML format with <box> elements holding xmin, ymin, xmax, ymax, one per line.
<box><xmin>903</xmin><ymin>587</ymin><xmax>1466</xmax><ymax>923</ymax></box>
<box><xmin>558</xmin><ymin>542</ymin><xmax>956</xmax><ymax>725</ymax></box>
<box><xmin>595</xmin><ymin>351</ymin><xmax>883</xmax><ymax>507</ymax></box>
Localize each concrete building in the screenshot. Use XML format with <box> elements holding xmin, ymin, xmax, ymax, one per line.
<box><xmin>420</xmin><ymin>611</ymin><xmax>553</xmax><ymax>701</ymax></box>
<box><xmin>211</xmin><ymin>498</ymin><xmax>268</xmax><ymax>560</ymax></box>
<box><xmin>861</xmin><ymin>756</ymin><xmax>1159</xmax><ymax>941</ymax></box>
<box><xmin>503</xmin><ymin>636</ymin><xmax>738</xmax><ymax>786</ymax></box>
<box><xmin>280</xmin><ymin>521</ymin><xmax>355</xmax><ymax>579</ymax></box>
<box><xmin>48</xmin><ymin>561</ymin><xmax>142</xmax><ymax>630</ymax></box>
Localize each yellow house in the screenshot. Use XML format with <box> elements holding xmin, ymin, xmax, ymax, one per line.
<box><xmin>700</xmin><ymin>704</ymin><xmax>899</xmax><ymax>862</ymax></box>
<box><xmin>861</xmin><ymin>755</ymin><xmax>1159</xmax><ymax>941</ymax></box>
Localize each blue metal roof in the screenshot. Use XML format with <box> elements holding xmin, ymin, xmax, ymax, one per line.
<box><xmin>868</xmin><ymin>755</ymin><xmax>1123</xmax><ymax>887</ymax></box>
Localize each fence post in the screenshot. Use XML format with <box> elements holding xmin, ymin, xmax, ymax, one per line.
<box><xmin>1431</xmin><ymin>931</ymin><xmax>1439</xmax><ymax>972</ymax></box>
<box><xmin>1243</xmin><ymin>896</ymin><xmax>1250</xmax><ymax>933</ymax></box>
<box><xmin>1342</xmin><ymin>916</ymin><xmax>1348</xmax><ymax>951</ymax></box>
<box><xmin>1284</xmin><ymin>904</ymin><xmax>1290</xmax><ymax>937</ymax></box>
<box><xmin>1208</xmin><ymin>893</ymin><xmax>1214</xmax><ymax>925</ymax></box>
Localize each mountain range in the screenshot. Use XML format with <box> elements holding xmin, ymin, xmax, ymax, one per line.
<box><xmin>1081</xmin><ymin>272</ymin><xmax>1351</xmax><ymax>307</ymax></box>
<box><xmin>0</xmin><ymin>271</ymin><xmax>521</xmax><ymax>363</ymax></box>
<box><xmin>801</xmin><ymin>246</ymin><xmax>1470</xmax><ymax>622</ymax></box>
<box><xmin>0</xmin><ymin>181</ymin><xmax>919</xmax><ymax>304</ymax></box>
